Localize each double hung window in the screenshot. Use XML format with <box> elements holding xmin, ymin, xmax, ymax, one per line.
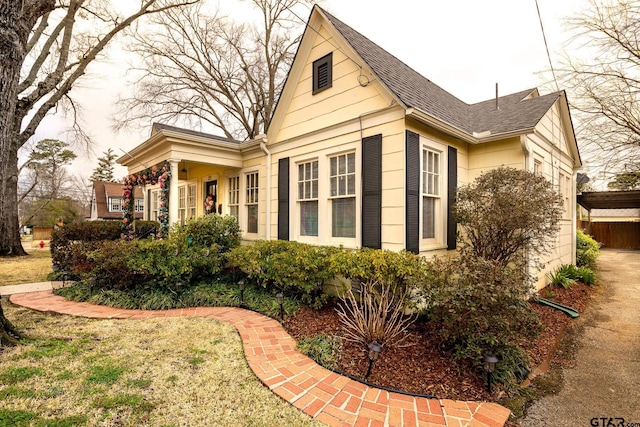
<box><xmin>330</xmin><ymin>152</ymin><xmax>356</xmax><ymax>238</ymax></box>
<box><xmin>246</xmin><ymin>172</ymin><xmax>259</xmax><ymax>233</ymax></box>
<box><xmin>298</xmin><ymin>160</ymin><xmax>319</xmax><ymax>236</ymax></box>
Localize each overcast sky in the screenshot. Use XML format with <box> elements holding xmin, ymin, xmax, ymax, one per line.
<box><xmin>37</xmin><ymin>0</ymin><xmax>588</xmax><ymax>181</ymax></box>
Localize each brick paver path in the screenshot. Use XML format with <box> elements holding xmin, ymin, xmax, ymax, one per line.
<box><xmin>10</xmin><ymin>290</ymin><xmax>510</xmax><ymax>427</ymax></box>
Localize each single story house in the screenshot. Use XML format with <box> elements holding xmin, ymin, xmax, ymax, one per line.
<box><xmin>118</xmin><ymin>6</ymin><xmax>581</xmax><ymax>289</ymax></box>
<box><xmin>90</xmin><ymin>180</ymin><xmax>144</xmax><ymax>221</ymax></box>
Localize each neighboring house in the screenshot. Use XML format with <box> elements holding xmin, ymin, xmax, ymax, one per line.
<box><xmin>90</xmin><ymin>180</ymin><xmax>144</xmax><ymax>220</ymax></box>
<box><xmin>118</xmin><ymin>6</ymin><xmax>581</xmax><ymax>289</ymax></box>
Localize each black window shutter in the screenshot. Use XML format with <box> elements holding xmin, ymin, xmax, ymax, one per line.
<box><xmin>406</xmin><ymin>131</ymin><xmax>420</xmax><ymax>253</ymax></box>
<box><xmin>362</xmin><ymin>134</ymin><xmax>382</xmax><ymax>249</ymax></box>
<box><xmin>447</xmin><ymin>146</ymin><xmax>458</xmax><ymax>250</ymax></box>
<box><xmin>277</xmin><ymin>157</ymin><xmax>290</xmax><ymax>240</ymax></box>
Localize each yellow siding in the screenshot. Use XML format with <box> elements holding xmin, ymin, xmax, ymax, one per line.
<box><xmin>468</xmin><ymin>138</ymin><xmax>524</xmax><ymax>181</ymax></box>
<box><xmin>274</xmin><ymin>24</ymin><xmax>391</xmax><ymax>144</ymax></box>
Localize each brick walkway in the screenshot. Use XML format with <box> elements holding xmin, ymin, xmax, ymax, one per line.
<box><xmin>10</xmin><ymin>290</ymin><xmax>510</xmax><ymax>427</ymax></box>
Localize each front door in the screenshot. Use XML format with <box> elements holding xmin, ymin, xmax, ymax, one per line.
<box><xmin>204</xmin><ymin>180</ymin><xmax>218</xmax><ymax>214</ymax></box>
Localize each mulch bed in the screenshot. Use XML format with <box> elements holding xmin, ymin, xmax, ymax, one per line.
<box><xmin>283</xmin><ymin>282</ymin><xmax>597</xmax><ymax>401</ymax></box>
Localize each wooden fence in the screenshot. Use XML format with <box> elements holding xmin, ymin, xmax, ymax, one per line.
<box><xmin>578</xmin><ymin>221</ymin><xmax>640</xmax><ymax>250</ymax></box>
<box><xmin>32</xmin><ymin>227</ymin><xmax>54</xmax><ymax>241</ymax></box>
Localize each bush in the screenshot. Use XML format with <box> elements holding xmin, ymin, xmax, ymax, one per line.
<box><xmin>454</xmin><ymin>167</ymin><xmax>563</xmax><ymax>270</ymax></box>
<box><xmin>51</xmin><ymin>221</ymin><xmax>123</xmax><ymax>274</ymax></box>
<box><xmin>336</xmin><ymin>279</ymin><xmax>416</xmax><ymax>349</ymax></box>
<box><xmin>227</xmin><ymin>240</ymin><xmax>339</xmax><ymax>308</ymax></box>
<box><xmin>133</xmin><ymin>220</ymin><xmax>160</xmax><ymax>239</ymax></box>
<box><xmin>329</xmin><ymin>249</ymin><xmax>425</xmax><ymax>290</ymax></box>
<box><xmin>576</xmin><ymin>230</ymin><xmax>600</xmax><ymax>270</ymax></box>
<box><xmin>576</xmin><ymin>266</ymin><xmax>597</xmax><ymax>286</ymax></box>
<box><xmin>418</xmin><ymin>254</ymin><xmax>540</xmax><ymax>384</ymax></box>
<box><xmin>85</xmin><ymin>239</ymin><xmax>223</xmax><ymax>292</ymax></box>
<box><xmin>57</xmin><ymin>279</ymin><xmax>301</xmax><ymax>316</ymax></box>
<box><xmin>547</xmin><ymin>264</ymin><xmax>579</xmax><ymax>289</ymax></box>
<box><xmin>547</xmin><ymin>263</ymin><xmax>597</xmax><ymax>288</ymax></box>
<box><xmin>171</xmin><ymin>214</ymin><xmax>241</xmax><ymax>254</ymax></box>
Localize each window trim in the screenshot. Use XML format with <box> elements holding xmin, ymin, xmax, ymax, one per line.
<box><xmin>297</xmin><ymin>159</ymin><xmax>319</xmax><ymax>237</ymax></box>
<box><xmin>419</xmin><ymin>137</ymin><xmax>447</xmax><ymax>250</ymax></box>
<box><xmin>245</xmin><ymin>171</ymin><xmax>259</xmax><ymax>235</ymax></box>
<box><xmin>289</xmin><ymin>145</ymin><xmax>360</xmax><ymax>247</ymax></box>
<box><xmin>312</xmin><ymin>52</ymin><xmax>333</xmax><ymax>94</ymax></box>
<box><xmin>228</xmin><ymin>175</ymin><xmax>240</xmax><ymax>220</ymax></box>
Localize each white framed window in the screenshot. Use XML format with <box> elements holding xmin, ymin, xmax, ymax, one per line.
<box><xmin>178</xmin><ymin>185</ymin><xmax>186</xmax><ymax>225</ymax></box>
<box><xmin>559</xmin><ymin>172</ymin><xmax>571</xmax><ymax>218</ymax></box>
<box><xmin>110</xmin><ymin>197</ymin><xmax>123</xmax><ymax>212</ymax></box>
<box><xmin>534</xmin><ymin>156</ymin><xmax>544</xmax><ymax>176</ymax></box>
<box><xmin>329</xmin><ymin>152</ymin><xmax>356</xmax><ymax>238</ymax></box>
<box><xmin>422</xmin><ymin>148</ymin><xmax>440</xmax><ymax>239</ymax></box>
<box><xmin>134</xmin><ymin>199</ymin><xmax>144</xmax><ymax>213</ymax></box>
<box><xmin>298</xmin><ymin>160</ymin><xmax>319</xmax><ymax>236</ymax></box>
<box><xmin>228</xmin><ymin>176</ymin><xmax>240</xmax><ymax>219</ymax></box>
<box><xmin>245</xmin><ymin>171</ymin><xmax>259</xmax><ymax>234</ymax></box>
<box><xmin>187</xmin><ymin>183</ymin><xmax>197</xmax><ymax>219</ymax></box>
<box><xmin>150</xmin><ymin>190</ymin><xmax>159</xmax><ymax>221</ymax></box>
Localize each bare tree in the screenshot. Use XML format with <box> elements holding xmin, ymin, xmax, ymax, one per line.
<box><xmin>117</xmin><ymin>0</ymin><xmax>314</xmax><ymax>140</ymax></box>
<box><xmin>557</xmin><ymin>0</ymin><xmax>640</xmax><ymax>181</ymax></box>
<box><xmin>0</xmin><ymin>0</ymin><xmax>200</xmax><ymax>257</ymax></box>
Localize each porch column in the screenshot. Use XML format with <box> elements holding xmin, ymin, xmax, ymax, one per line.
<box><xmin>168</xmin><ymin>159</ymin><xmax>181</xmax><ymax>226</ymax></box>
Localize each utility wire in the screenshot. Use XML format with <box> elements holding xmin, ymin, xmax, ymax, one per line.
<box><xmin>535</xmin><ymin>0</ymin><xmax>560</xmax><ymax>92</ymax></box>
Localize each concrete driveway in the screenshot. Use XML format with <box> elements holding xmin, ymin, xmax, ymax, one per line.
<box><xmin>523</xmin><ymin>249</ymin><xmax>640</xmax><ymax>426</ymax></box>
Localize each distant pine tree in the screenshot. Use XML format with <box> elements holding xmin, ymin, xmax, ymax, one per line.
<box><xmin>91</xmin><ymin>148</ymin><xmax>117</xmax><ymax>182</ymax></box>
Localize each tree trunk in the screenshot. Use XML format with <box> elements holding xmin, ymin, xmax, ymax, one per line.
<box><xmin>1</xmin><ymin>0</ymin><xmax>52</xmax><ymax>256</ymax></box>
<box><xmin>0</xmin><ymin>296</ymin><xmax>22</xmax><ymax>347</ymax></box>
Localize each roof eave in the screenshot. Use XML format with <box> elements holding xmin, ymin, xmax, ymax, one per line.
<box><xmin>118</xmin><ymin>129</ymin><xmax>260</xmax><ymax>168</ymax></box>
<box><xmin>406</xmin><ymin>108</ymin><xmax>534</xmax><ymax>144</ymax></box>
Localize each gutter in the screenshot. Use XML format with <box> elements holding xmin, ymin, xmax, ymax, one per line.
<box><xmin>259</xmin><ymin>136</ymin><xmax>271</xmax><ymax>240</ymax></box>
<box><xmin>405</xmin><ymin>108</ymin><xmax>535</xmax><ymax>144</ymax></box>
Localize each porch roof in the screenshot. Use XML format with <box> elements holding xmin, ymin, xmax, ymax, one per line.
<box><xmin>577</xmin><ymin>190</ymin><xmax>640</xmax><ymax>210</ymax></box>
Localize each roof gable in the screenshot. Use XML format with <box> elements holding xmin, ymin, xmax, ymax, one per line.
<box><xmin>318</xmin><ymin>6</ymin><xmax>569</xmax><ymax>140</ymax></box>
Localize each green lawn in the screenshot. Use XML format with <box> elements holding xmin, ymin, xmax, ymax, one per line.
<box><xmin>0</xmin><ymin>300</ymin><xmax>321</xmax><ymax>427</ymax></box>
<box><xmin>0</xmin><ymin>241</ymin><xmax>52</xmax><ymax>286</ymax></box>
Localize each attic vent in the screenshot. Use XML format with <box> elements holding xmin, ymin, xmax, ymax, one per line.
<box><xmin>313</xmin><ymin>52</ymin><xmax>333</xmax><ymax>94</ymax></box>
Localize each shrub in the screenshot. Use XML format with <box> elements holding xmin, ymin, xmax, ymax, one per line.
<box><xmin>85</xmin><ymin>239</ymin><xmax>222</xmax><ymax>292</ymax></box>
<box><xmin>576</xmin><ymin>266</ymin><xmax>597</xmax><ymax>286</ymax></box>
<box><xmin>171</xmin><ymin>214</ymin><xmax>241</xmax><ymax>254</ymax></box>
<box><xmin>547</xmin><ymin>264</ymin><xmax>579</xmax><ymax>289</ymax></box>
<box><xmin>329</xmin><ymin>248</ymin><xmax>425</xmax><ymax>290</ymax></box>
<box><xmin>454</xmin><ymin>167</ymin><xmax>563</xmax><ymax>271</ymax></box>
<box><xmin>133</xmin><ymin>220</ymin><xmax>160</xmax><ymax>239</ymax></box>
<box><xmin>336</xmin><ymin>279</ymin><xmax>416</xmax><ymax>349</ymax></box>
<box><xmin>227</xmin><ymin>240</ymin><xmax>338</xmax><ymax>308</ymax></box>
<box><xmin>547</xmin><ymin>263</ymin><xmax>597</xmax><ymax>288</ymax></box>
<box><xmin>576</xmin><ymin>230</ymin><xmax>600</xmax><ymax>270</ymax></box>
<box><xmin>418</xmin><ymin>254</ymin><xmax>540</xmax><ymax>384</ymax></box>
<box><xmin>51</xmin><ymin>221</ymin><xmax>122</xmax><ymax>273</ymax></box>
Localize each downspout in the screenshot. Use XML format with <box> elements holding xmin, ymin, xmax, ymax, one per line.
<box><xmin>520</xmin><ymin>136</ymin><xmax>534</xmax><ymax>287</ymax></box>
<box><xmin>259</xmin><ymin>137</ymin><xmax>271</xmax><ymax>240</ymax></box>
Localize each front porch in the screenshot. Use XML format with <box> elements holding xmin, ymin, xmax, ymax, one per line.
<box><xmin>117</xmin><ymin>123</ymin><xmax>266</xmax><ymax>235</ymax></box>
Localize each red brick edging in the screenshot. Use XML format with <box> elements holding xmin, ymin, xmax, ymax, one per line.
<box><xmin>10</xmin><ymin>291</ymin><xmax>510</xmax><ymax>427</ymax></box>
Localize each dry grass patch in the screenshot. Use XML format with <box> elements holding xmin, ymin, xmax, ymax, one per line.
<box><xmin>0</xmin><ymin>301</ymin><xmax>322</xmax><ymax>427</ymax></box>
<box><xmin>0</xmin><ymin>247</ymin><xmax>52</xmax><ymax>287</ymax></box>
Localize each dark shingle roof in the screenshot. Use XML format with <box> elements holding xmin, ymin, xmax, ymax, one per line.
<box><xmin>93</xmin><ymin>181</ymin><xmax>143</xmax><ymax>220</ymax></box>
<box><xmin>320</xmin><ymin>7</ymin><xmax>561</xmax><ymax>137</ymax></box>
<box><xmin>151</xmin><ymin>123</ymin><xmax>241</xmax><ymax>144</ymax></box>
